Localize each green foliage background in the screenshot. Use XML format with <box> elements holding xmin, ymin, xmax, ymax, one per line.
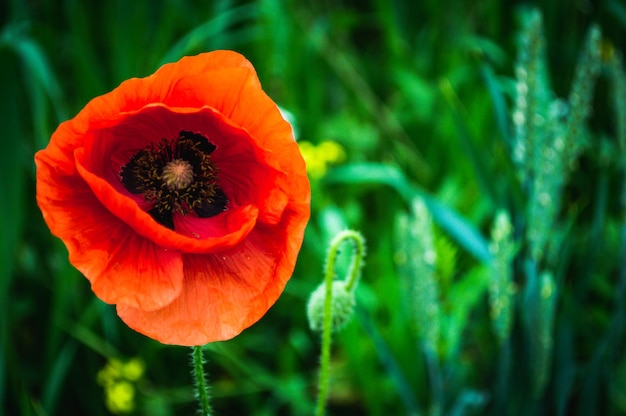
<box><xmin>2</xmin><ymin>0</ymin><xmax>625</xmax><ymax>415</ymax></box>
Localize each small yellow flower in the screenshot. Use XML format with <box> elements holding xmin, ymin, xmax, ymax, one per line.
<box><xmin>97</xmin><ymin>359</ymin><xmax>123</xmax><ymax>387</ymax></box>
<box><xmin>298</xmin><ymin>140</ymin><xmax>346</xmax><ymax>179</ymax></box>
<box><xmin>317</xmin><ymin>141</ymin><xmax>346</xmax><ymax>164</ymax></box>
<box><xmin>121</xmin><ymin>358</ymin><xmax>145</xmax><ymax>382</ymax></box>
<box><xmin>105</xmin><ymin>381</ymin><xmax>136</xmax><ymax>414</ymax></box>
<box><xmin>97</xmin><ymin>357</ymin><xmax>145</xmax><ymax>414</ymax></box>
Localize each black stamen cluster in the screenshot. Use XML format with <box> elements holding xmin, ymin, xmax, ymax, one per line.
<box><xmin>120</xmin><ymin>130</ymin><xmax>228</xmax><ymax>229</ymax></box>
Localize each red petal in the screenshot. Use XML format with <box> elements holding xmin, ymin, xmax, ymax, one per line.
<box><xmin>172</xmin><ymin>205</ymin><xmax>257</xmax><ymax>240</ymax></box>
<box><xmin>116</xmin><ymin>203</ymin><xmax>309</xmax><ymax>346</ymax></box>
<box><xmin>35</xmin><ymin>150</ymin><xmax>184</xmax><ymax>311</ymax></box>
<box><xmin>75</xmin><ymin>51</ymin><xmax>256</xmax><ymax>124</ymax></box>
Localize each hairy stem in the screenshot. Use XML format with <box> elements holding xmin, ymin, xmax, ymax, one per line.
<box><xmin>192</xmin><ymin>346</ymin><xmax>213</xmax><ymax>416</ymax></box>
<box><xmin>315</xmin><ymin>230</ymin><xmax>365</xmax><ymax>416</ymax></box>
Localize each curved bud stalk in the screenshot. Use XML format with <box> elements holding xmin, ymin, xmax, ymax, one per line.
<box><xmin>307</xmin><ymin>230</ymin><xmax>366</xmax><ymax>416</ymax></box>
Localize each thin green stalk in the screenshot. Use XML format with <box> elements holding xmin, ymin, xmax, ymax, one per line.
<box><xmin>192</xmin><ymin>346</ymin><xmax>213</xmax><ymax>416</ymax></box>
<box><xmin>315</xmin><ymin>260</ymin><xmax>334</xmax><ymax>416</ymax></box>
<box><xmin>603</xmin><ymin>43</ymin><xmax>626</xmax><ymax>372</ymax></box>
<box><xmin>424</xmin><ymin>348</ymin><xmax>443</xmax><ymax>416</ymax></box>
<box><xmin>493</xmin><ymin>338</ymin><xmax>512</xmax><ymax>414</ymax></box>
<box><xmin>355</xmin><ymin>307</ymin><xmax>420</xmax><ymax>414</ymax></box>
<box><xmin>315</xmin><ymin>230</ymin><xmax>365</xmax><ymax>416</ymax></box>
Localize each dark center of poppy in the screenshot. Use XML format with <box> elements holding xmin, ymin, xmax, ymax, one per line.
<box><xmin>120</xmin><ymin>130</ymin><xmax>228</xmax><ymax>230</ymax></box>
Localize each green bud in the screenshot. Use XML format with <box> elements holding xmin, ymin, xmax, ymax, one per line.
<box><xmin>307</xmin><ymin>280</ymin><xmax>355</xmax><ymax>333</ymax></box>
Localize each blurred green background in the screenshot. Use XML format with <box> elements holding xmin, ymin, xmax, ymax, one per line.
<box><xmin>2</xmin><ymin>0</ymin><xmax>626</xmax><ymax>415</ymax></box>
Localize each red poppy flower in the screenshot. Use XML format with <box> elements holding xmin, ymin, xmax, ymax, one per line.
<box><xmin>35</xmin><ymin>51</ymin><xmax>310</xmax><ymax>346</ymax></box>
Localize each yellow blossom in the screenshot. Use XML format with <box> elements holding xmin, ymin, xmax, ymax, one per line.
<box><xmin>121</xmin><ymin>358</ymin><xmax>145</xmax><ymax>381</ymax></box>
<box><xmin>97</xmin><ymin>357</ymin><xmax>145</xmax><ymax>414</ymax></box>
<box><xmin>105</xmin><ymin>381</ymin><xmax>136</xmax><ymax>414</ymax></box>
<box><xmin>298</xmin><ymin>140</ymin><xmax>346</xmax><ymax>179</ymax></box>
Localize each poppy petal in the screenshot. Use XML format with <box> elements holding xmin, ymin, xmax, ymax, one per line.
<box><xmin>35</xmin><ymin>151</ymin><xmax>184</xmax><ymax>311</ymax></box>
<box><xmin>116</xmin><ymin>203</ymin><xmax>309</xmax><ymax>346</ymax></box>
<box><xmin>75</xmin><ymin>51</ymin><xmax>256</xmax><ymax>126</ymax></box>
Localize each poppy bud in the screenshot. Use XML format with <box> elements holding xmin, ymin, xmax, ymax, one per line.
<box><xmin>307</xmin><ymin>280</ymin><xmax>355</xmax><ymax>332</ymax></box>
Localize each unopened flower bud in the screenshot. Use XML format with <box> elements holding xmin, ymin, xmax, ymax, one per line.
<box><xmin>307</xmin><ymin>280</ymin><xmax>355</xmax><ymax>332</ymax></box>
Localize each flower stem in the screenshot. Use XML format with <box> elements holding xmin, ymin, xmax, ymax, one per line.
<box><xmin>315</xmin><ymin>230</ymin><xmax>365</xmax><ymax>416</ymax></box>
<box><xmin>191</xmin><ymin>346</ymin><xmax>213</xmax><ymax>416</ymax></box>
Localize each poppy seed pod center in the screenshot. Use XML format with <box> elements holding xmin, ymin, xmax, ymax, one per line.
<box><xmin>120</xmin><ymin>130</ymin><xmax>228</xmax><ymax>230</ymax></box>
<box><xmin>162</xmin><ymin>159</ymin><xmax>194</xmax><ymax>190</ymax></box>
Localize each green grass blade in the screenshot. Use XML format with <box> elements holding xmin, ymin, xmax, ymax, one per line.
<box><xmin>480</xmin><ymin>62</ymin><xmax>512</xmax><ymax>146</ymax></box>
<box><xmin>0</xmin><ymin>45</ymin><xmax>26</xmax><ymax>414</ymax></box>
<box><xmin>531</xmin><ymin>272</ymin><xmax>558</xmax><ymax>398</ymax></box>
<box><xmin>324</xmin><ymin>163</ymin><xmax>491</xmax><ymax>262</ymax></box>
<box><xmin>355</xmin><ymin>306</ymin><xmax>421</xmax><ymax>415</ymax></box>
<box><xmin>553</xmin><ymin>322</ymin><xmax>575</xmax><ymax>416</ymax></box>
<box><xmin>439</xmin><ymin>77</ymin><xmax>500</xmax><ymax>207</ymax></box>
<box><xmin>8</xmin><ymin>36</ymin><xmax>68</xmax><ymax>122</ymax></box>
<box><xmin>159</xmin><ymin>4</ymin><xmax>258</xmax><ymax>65</ymax></box>
<box><xmin>41</xmin><ymin>342</ymin><xmax>78</xmax><ymax>414</ymax></box>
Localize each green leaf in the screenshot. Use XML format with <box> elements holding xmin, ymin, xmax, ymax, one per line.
<box><xmin>324</xmin><ymin>163</ymin><xmax>491</xmax><ymax>262</ymax></box>
<box><xmin>443</xmin><ymin>266</ymin><xmax>490</xmax><ymax>358</ymax></box>
<box><xmin>159</xmin><ymin>4</ymin><xmax>258</xmax><ymax>65</ymax></box>
<box><xmin>0</xmin><ymin>45</ymin><xmax>25</xmax><ymax>413</ymax></box>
